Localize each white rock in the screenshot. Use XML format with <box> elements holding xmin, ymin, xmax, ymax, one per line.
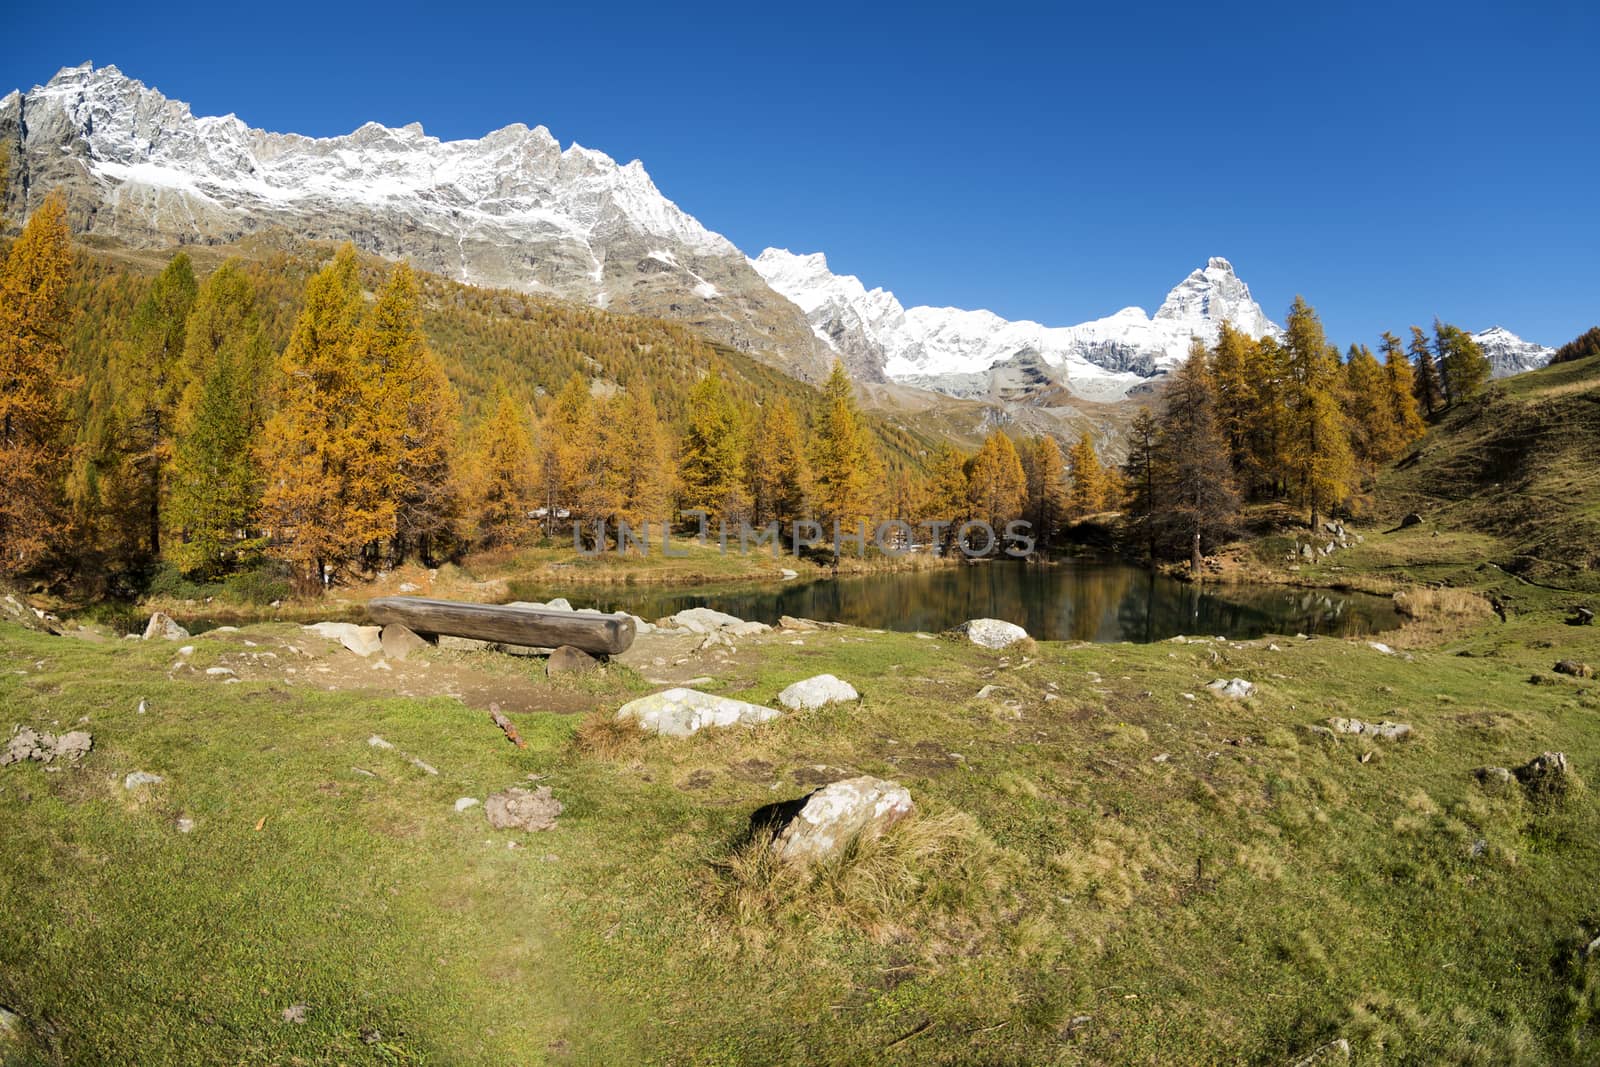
<box><xmin>142</xmin><ymin>612</ymin><xmax>189</xmax><ymax>641</ymax></box>
<box><xmin>177</xmin><ymin>645</ymin><xmax>195</xmax><ymax>656</ymax></box>
<box><xmin>1367</xmin><ymin>641</ymin><xmax>1395</xmax><ymax>655</ymax></box>
<box><xmin>454</xmin><ymin>797</ymin><xmax>480</xmax><ymax>811</ymax></box>
<box><xmin>175</xmin><ymin>816</ymin><xmax>195</xmax><ymax>833</ymax></box>
<box><xmin>204</xmin><ymin>667</ymin><xmax>234</xmax><ymax>677</ymax></box>
<box><xmin>302</xmin><ymin>622</ymin><xmax>384</xmax><ymax>657</ymax></box>
<box><xmin>772</xmin><ymin>776</ymin><xmax>914</xmax><ymax>865</ymax></box>
<box><xmin>1206</xmin><ymin>678</ymin><xmax>1256</xmax><ymax>699</ymax></box>
<box><xmin>953</xmin><ymin>618</ymin><xmax>1029</xmax><ymax>649</ymax></box>
<box><xmin>777</xmin><ymin>674</ymin><xmax>860</xmax><ymax>712</ymax></box>
<box><xmin>367</xmin><ymin>735</ymin><xmax>395</xmax><ymax>750</ymax></box>
<box><xmin>615</xmin><ymin>687</ymin><xmax>782</xmax><ymax>737</ymax></box>
<box><xmin>124</xmin><ymin>770</ymin><xmax>163</xmax><ymax>789</ymax></box>
<box><xmin>668</xmin><ymin>607</ymin><xmax>747</xmax><ymax>634</ymax></box>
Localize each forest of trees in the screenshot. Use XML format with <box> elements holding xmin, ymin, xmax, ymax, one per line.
<box><xmin>0</xmin><ymin>189</ymin><xmax>1532</xmax><ymax>594</ymax></box>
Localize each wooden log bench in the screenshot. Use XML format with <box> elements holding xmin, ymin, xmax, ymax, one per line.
<box><xmin>367</xmin><ymin>596</ymin><xmax>636</xmax><ymax>657</ymax></box>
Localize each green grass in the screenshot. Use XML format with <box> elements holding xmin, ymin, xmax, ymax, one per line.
<box><xmin>4</xmin><ymin>582</ymin><xmax>1600</xmax><ymax>1063</ymax></box>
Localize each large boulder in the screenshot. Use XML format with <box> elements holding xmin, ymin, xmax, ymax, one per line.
<box><xmin>770</xmin><ymin>776</ymin><xmax>914</xmax><ymax>865</ymax></box>
<box><xmin>143</xmin><ymin>612</ymin><xmax>190</xmax><ymax>641</ymax></box>
<box><xmin>547</xmin><ymin>645</ymin><xmax>600</xmax><ymax>675</ymax></box>
<box><xmin>777</xmin><ymin>674</ymin><xmax>860</xmax><ymax>712</ymax></box>
<box><xmin>484</xmin><ymin>786</ymin><xmax>562</xmax><ymax>831</ymax></box>
<box><xmin>667</xmin><ymin>607</ymin><xmax>744</xmax><ymax>634</ymax></box>
<box><xmin>303</xmin><ymin>622</ymin><xmax>384</xmax><ymax>657</ymax></box>
<box><xmin>952</xmin><ymin>618</ymin><xmax>1029</xmax><ymax>650</ymax></box>
<box><xmin>1554</xmin><ymin>660</ymin><xmax>1594</xmax><ymax>679</ymax></box>
<box><xmin>1326</xmin><ymin>717</ymin><xmax>1413</xmax><ymax>741</ymax></box>
<box><xmin>1207</xmin><ymin>677</ymin><xmax>1257</xmax><ymax>700</ymax></box>
<box><xmin>380</xmin><ymin>623</ymin><xmax>429</xmax><ymax>661</ymax></box>
<box><xmin>616</xmin><ymin>687</ymin><xmax>781</xmax><ymax>738</ymax></box>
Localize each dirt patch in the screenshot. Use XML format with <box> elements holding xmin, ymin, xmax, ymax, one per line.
<box><xmin>885</xmin><ymin>741</ymin><xmax>958</xmax><ymax>777</ymax></box>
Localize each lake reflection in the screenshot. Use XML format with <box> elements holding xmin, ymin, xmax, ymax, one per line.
<box><xmin>517</xmin><ymin>560</ymin><xmax>1401</xmax><ymax>643</ymax></box>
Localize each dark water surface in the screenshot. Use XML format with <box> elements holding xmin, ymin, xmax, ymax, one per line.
<box><xmin>516</xmin><ymin>560</ymin><xmax>1401</xmax><ymax>643</ymax></box>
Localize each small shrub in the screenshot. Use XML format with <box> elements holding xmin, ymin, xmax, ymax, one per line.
<box><xmin>1394</xmin><ymin>586</ymin><xmax>1495</xmax><ymax>622</ymax></box>
<box><xmin>572</xmin><ymin>709</ymin><xmax>639</xmax><ymax>759</ymax></box>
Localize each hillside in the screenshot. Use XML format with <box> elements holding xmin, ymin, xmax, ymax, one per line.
<box><xmin>1374</xmin><ymin>354</ymin><xmax>1600</xmax><ymax>591</ymax></box>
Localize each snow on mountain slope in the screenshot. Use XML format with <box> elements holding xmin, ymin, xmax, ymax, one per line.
<box><xmin>752</xmin><ymin>251</ymin><xmax>1280</xmax><ymax>401</ymax></box>
<box><xmin>1472</xmin><ymin>326</ymin><xmax>1554</xmax><ymax>378</ymax></box>
<box><xmin>0</xmin><ymin>63</ymin><xmax>830</xmax><ymax>378</ymax></box>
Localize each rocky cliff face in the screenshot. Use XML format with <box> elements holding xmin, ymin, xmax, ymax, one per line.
<box><xmin>752</xmin><ymin>250</ymin><xmax>1283</xmax><ymax>401</ymax></box>
<box><xmin>0</xmin><ymin>63</ymin><xmax>831</xmax><ymax>379</ymax></box>
<box><xmin>1471</xmin><ymin>326</ymin><xmax>1554</xmax><ymax>378</ymax></box>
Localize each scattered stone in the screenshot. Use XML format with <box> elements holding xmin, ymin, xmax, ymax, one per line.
<box><xmin>380</xmin><ymin>623</ymin><xmax>429</xmax><ymax>661</ymax></box>
<box><xmin>1299</xmin><ymin>724</ymin><xmax>1337</xmax><ymax>740</ymax></box>
<box><xmin>454</xmin><ymin>797</ymin><xmax>480</xmax><ymax>812</ymax></box>
<box><xmin>484</xmin><ymin>785</ymin><xmax>563</xmax><ymax>831</ymax></box>
<box><xmin>175</xmin><ymin>816</ymin><xmax>196</xmax><ymax>833</ymax></box>
<box><xmin>177</xmin><ymin>645</ymin><xmax>195</xmax><ymax>656</ymax></box>
<box><xmin>1572</xmin><ymin>606</ymin><xmax>1594</xmax><ymax>626</ymax></box>
<box><xmin>1554</xmin><ymin>660</ymin><xmax>1594</xmax><ymax>679</ymax></box>
<box><xmin>547</xmin><ymin>644</ymin><xmax>600</xmax><ymax>675</ymax></box>
<box><xmin>367</xmin><ymin>735</ymin><xmax>395</xmax><ymax>750</ymax></box>
<box><xmin>1368</xmin><ymin>641</ymin><xmax>1395</xmax><ymax>655</ymax></box>
<box><xmin>1206</xmin><ymin>678</ymin><xmax>1256</xmax><ymax>700</ymax></box>
<box><xmin>1399</xmin><ymin>513</ymin><xmax>1423</xmax><ymax>529</ymax></box>
<box><xmin>1473</xmin><ymin>766</ymin><xmax>1514</xmax><ymax>792</ymax></box>
<box><xmin>952</xmin><ymin>618</ymin><xmax>1029</xmax><ymax>650</ymax></box>
<box><xmin>1290</xmin><ymin>1038</ymin><xmax>1351</xmax><ymax>1067</ymax></box>
<box><xmin>303</xmin><ymin>622</ymin><xmax>383</xmax><ymax>657</ymax></box>
<box><xmin>204</xmin><ymin>666</ymin><xmax>235</xmax><ymax>677</ymax></box>
<box><xmin>281</xmin><ymin>1004</ymin><xmax>308</xmax><ymax>1025</ymax></box>
<box><xmin>776</xmin><ymin>674</ymin><xmax>860</xmax><ymax>712</ymax></box>
<box><xmin>779</xmin><ymin>568</ymin><xmax>798</xmax><ymax>580</ymax></box>
<box><xmin>1325</xmin><ymin>717</ymin><xmax>1413</xmax><ymax>741</ymax></box>
<box><xmin>3</xmin><ymin>726</ymin><xmax>94</xmax><ymax>766</ymax></box>
<box><xmin>1514</xmin><ymin>751</ymin><xmax>1573</xmax><ymax>799</ymax></box>
<box><xmin>975</xmin><ymin>684</ymin><xmax>1001</xmax><ymax>700</ymax></box>
<box><xmin>143</xmin><ymin>612</ymin><xmax>190</xmax><ymax>641</ymax></box>
<box><xmin>767</xmin><ymin>775</ymin><xmax>914</xmax><ymax>865</ymax></box>
<box><xmin>615</xmin><ymin>687</ymin><xmax>782</xmax><ymax>738</ymax></box>
<box><xmin>668</xmin><ymin>607</ymin><xmax>745</xmax><ymax>634</ymax></box>
<box><xmin>124</xmin><ymin>770</ymin><xmax>164</xmax><ymax>789</ymax></box>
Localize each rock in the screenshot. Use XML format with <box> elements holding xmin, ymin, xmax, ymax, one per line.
<box><xmin>175</xmin><ymin>816</ymin><xmax>196</xmax><ymax>833</ymax></box>
<box><xmin>124</xmin><ymin>770</ymin><xmax>164</xmax><ymax>789</ymax></box>
<box><xmin>668</xmin><ymin>607</ymin><xmax>747</xmax><ymax>634</ymax></box>
<box><xmin>281</xmin><ymin>1004</ymin><xmax>308</xmax><ymax>1025</ymax></box>
<box><xmin>726</xmin><ymin>620</ymin><xmax>772</xmax><ymax>637</ymax></box>
<box><xmin>547</xmin><ymin>644</ymin><xmax>600</xmax><ymax>675</ymax></box>
<box><xmin>302</xmin><ymin>621</ymin><xmax>383</xmax><ymax>657</ymax></box>
<box><xmin>1368</xmin><ymin>641</ymin><xmax>1396</xmax><ymax>655</ymax></box>
<box><xmin>1206</xmin><ymin>678</ymin><xmax>1256</xmax><ymax>700</ymax></box>
<box><xmin>776</xmin><ymin>674</ymin><xmax>859</xmax><ymax>712</ymax></box>
<box><xmin>1299</xmin><ymin>724</ymin><xmax>1337</xmax><ymax>740</ymax></box>
<box><xmin>484</xmin><ymin>785</ymin><xmax>563</xmax><ymax>831</ymax></box>
<box><xmin>380</xmin><ymin>623</ymin><xmax>429</xmax><ymax>661</ymax></box>
<box><xmin>1554</xmin><ymin>660</ymin><xmax>1594</xmax><ymax>679</ymax></box>
<box><xmin>142</xmin><ymin>612</ymin><xmax>189</xmax><ymax>641</ymax></box>
<box><xmin>1573</xmin><ymin>606</ymin><xmax>1595</xmax><ymax>626</ymax></box>
<box><xmin>1325</xmin><ymin>717</ymin><xmax>1413</xmax><ymax>741</ymax></box>
<box><xmin>975</xmin><ymin>684</ymin><xmax>1001</xmax><ymax>700</ymax></box>
<box><xmin>769</xmin><ymin>776</ymin><xmax>914</xmax><ymax>866</ymax></box>
<box><xmin>779</xmin><ymin>568</ymin><xmax>798</xmax><ymax>580</ymax></box>
<box><xmin>777</xmin><ymin>615</ymin><xmax>819</xmax><ymax>632</ymax></box>
<box><xmin>1473</xmin><ymin>766</ymin><xmax>1515</xmax><ymax>793</ymax></box>
<box><xmin>454</xmin><ymin>797</ymin><xmax>480</xmax><ymax>812</ymax></box>
<box><xmin>1299</xmin><ymin>543</ymin><xmax>1316</xmax><ymax>561</ymax></box>
<box><xmin>1514</xmin><ymin>751</ymin><xmax>1573</xmax><ymax>799</ymax></box>
<box><xmin>438</xmin><ymin>634</ymin><xmax>494</xmax><ymax>652</ymax></box>
<box><xmin>204</xmin><ymin>666</ymin><xmax>234</xmax><ymax>677</ymax></box>
<box><xmin>615</xmin><ymin>687</ymin><xmax>782</xmax><ymax>738</ymax></box>
<box><xmin>1290</xmin><ymin>1038</ymin><xmax>1351</xmax><ymax>1067</ymax></box>
<box><xmin>367</xmin><ymin>735</ymin><xmax>395</xmax><ymax>750</ymax></box>
<box><xmin>1399</xmin><ymin>513</ymin><xmax>1423</xmax><ymax>529</ymax></box>
<box><xmin>952</xmin><ymin>618</ymin><xmax>1029</xmax><ymax>650</ymax></box>
<box><xmin>3</xmin><ymin>726</ymin><xmax>93</xmax><ymax>766</ymax></box>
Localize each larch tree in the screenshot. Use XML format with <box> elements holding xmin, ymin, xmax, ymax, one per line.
<box><xmin>474</xmin><ymin>393</ymin><xmax>537</xmax><ymax>548</ymax></box>
<box><xmin>1242</xmin><ymin>334</ymin><xmax>1290</xmax><ymax>498</ymax></box>
<box><xmin>1029</xmin><ymin>435</ymin><xmax>1070</xmax><ymax>548</ymax></box>
<box><xmin>919</xmin><ymin>442</ymin><xmax>970</xmax><ymax>554</ymax></box>
<box><xmin>1433</xmin><ymin>319</ymin><xmax>1491</xmax><ymax>405</ymax></box>
<box><xmin>115</xmin><ymin>252</ymin><xmax>197</xmax><ymax>559</ymax></box>
<box><xmin>166</xmin><ymin>260</ymin><xmax>270</xmax><ymax>576</ymax></box>
<box><xmin>809</xmin><ymin>362</ymin><xmax>877</xmax><ymax>534</ymax></box>
<box><xmin>748</xmin><ymin>396</ymin><xmax>809</xmax><ymax>529</ymax></box>
<box><xmin>1209</xmin><ymin>320</ymin><xmax>1259</xmax><ymax>476</ymax></box>
<box><xmin>1120</xmin><ymin>407</ymin><xmax>1163</xmax><ymax>562</ymax></box>
<box><xmin>1380</xmin><ymin>331</ymin><xmax>1426</xmax><ymax>449</ymax></box>
<box><xmin>1158</xmin><ymin>341</ymin><xmax>1240</xmax><ymax>571</ymax></box>
<box><xmin>540</xmin><ymin>375</ymin><xmax>600</xmax><ymax>538</ymax></box>
<box><xmin>0</xmin><ymin>191</ymin><xmax>76</xmax><ymax>576</ymax></box>
<box><xmin>603</xmin><ymin>381</ymin><xmax>673</xmax><ymax>539</ymax></box>
<box><xmin>966</xmin><ymin>430</ymin><xmax>1028</xmax><ymax>542</ymax></box>
<box><xmin>1282</xmin><ymin>297</ymin><xmax>1354</xmax><ymax>531</ymax></box>
<box><xmin>1409</xmin><ymin>325</ymin><xmax>1444</xmax><ymax>416</ymax></box>
<box><xmin>1066</xmin><ymin>431</ymin><xmax>1108</xmax><ymax>516</ymax></box>
<box><xmin>258</xmin><ymin>244</ymin><xmax>392</xmax><ymax>586</ymax></box>
<box><xmin>1342</xmin><ymin>343</ymin><xmax>1393</xmax><ymax>476</ymax></box>
<box><xmin>362</xmin><ymin>262</ymin><xmax>461</xmax><ymax>564</ymax></box>
<box><xmin>678</xmin><ymin>369</ymin><xmax>748</xmax><ymax>526</ymax></box>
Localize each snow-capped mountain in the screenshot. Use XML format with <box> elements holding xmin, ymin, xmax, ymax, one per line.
<box><xmin>0</xmin><ymin>63</ymin><xmax>831</xmax><ymax>378</ymax></box>
<box><xmin>752</xmin><ymin>251</ymin><xmax>1281</xmax><ymax>401</ymax></box>
<box><xmin>1472</xmin><ymin>326</ymin><xmax>1554</xmax><ymax>378</ymax></box>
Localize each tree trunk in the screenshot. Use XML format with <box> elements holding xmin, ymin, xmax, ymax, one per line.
<box><xmin>1191</xmin><ymin>528</ymin><xmax>1202</xmax><ymax>575</ymax></box>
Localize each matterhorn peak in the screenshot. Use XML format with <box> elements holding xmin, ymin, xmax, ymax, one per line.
<box><xmin>1207</xmin><ymin>256</ymin><xmax>1235</xmax><ymax>272</ymax></box>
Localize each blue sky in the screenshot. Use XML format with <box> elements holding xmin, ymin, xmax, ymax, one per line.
<box><xmin>5</xmin><ymin>1</ymin><xmax>1596</xmax><ymax>346</ymax></box>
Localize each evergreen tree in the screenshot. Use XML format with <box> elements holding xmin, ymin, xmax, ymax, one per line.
<box><xmin>1120</xmin><ymin>407</ymin><xmax>1163</xmax><ymax>562</ymax></box>
<box><xmin>1379</xmin><ymin>331</ymin><xmax>1426</xmax><ymax>455</ymax></box>
<box><xmin>474</xmin><ymin>393</ymin><xmax>537</xmax><ymax>548</ymax></box>
<box><xmin>1157</xmin><ymin>341</ymin><xmax>1240</xmax><ymax>571</ymax></box>
<box><xmin>606</xmin><ymin>383</ymin><xmax>673</xmax><ymax>535</ymax></box>
<box><xmin>678</xmin><ymin>369</ymin><xmax>748</xmax><ymax>525</ymax></box>
<box><xmin>1409</xmin><ymin>325</ymin><xmax>1444</xmax><ymax>416</ymax></box>
<box><xmin>1433</xmin><ymin>319</ymin><xmax>1491</xmax><ymax>404</ymax></box>
<box><xmin>541</xmin><ymin>375</ymin><xmax>602</xmax><ymax>538</ymax></box>
<box><xmin>115</xmin><ymin>252</ymin><xmax>197</xmax><ymax>559</ymax></box>
<box><xmin>809</xmin><ymin>362</ymin><xmax>877</xmax><ymax>533</ymax></box>
<box><xmin>966</xmin><ymin>430</ymin><xmax>1028</xmax><ymax>543</ymax></box>
<box><xmin>258</xmin><ymin>245</ymin><xmax>392</xmax><ymax>586</ymax></box>
<box><xmin>1066</xmin><ymin>431</ymin><xmax>1108</xmax><ymax>515</ymax></box>
<box><xmin>167</xmin><ymin>261</ymin><xmax>270</xmax><ymax>575</ymax></box>
<box><xmin>1242</xmin><ymin>334</ymin><xmax>1290</xmax><ymax>498</ymax></box>
<box><xmin>1283</xmin><ymin>297</ymin><xmax>1354</xmax><ymax>530</ymax></box>
<box><xmin>0</xmin><ymin>191</ymin><xmax>75</xmax><ymax>576</ymax></box>
<box><xmin>1342</xmin><ymin>343</ymin><xmax>1393</xmax><ymax>476</ymax></box>
<box><xmin>748</xmin><ymin>396</ymin><xmax>808</xmax><ymax>529</ymax></box>
<box><xmin>1029</xmin><ymin>435</ymin><xmax>1070</xmax><ymax>547</ymax></box>
<box><xmin>919</xmin><ymin>442</ymin><xmax>970</xmax><ymax>554</ymax></box>
<box><xmin>1209</xmin><ymin>320</ymin><xmax>1259</xmax><ymax>476</ymax></box>
<box><xmin>362</xmin><ymin>262</ymin><xmax>461</xmax><ymax>563</ymax></box>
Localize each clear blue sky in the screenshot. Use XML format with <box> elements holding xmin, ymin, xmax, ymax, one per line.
<box><xmin>5</xmin><ymin>1</ymin><xmax>1596</xmax><ymax>347</ymax></box>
